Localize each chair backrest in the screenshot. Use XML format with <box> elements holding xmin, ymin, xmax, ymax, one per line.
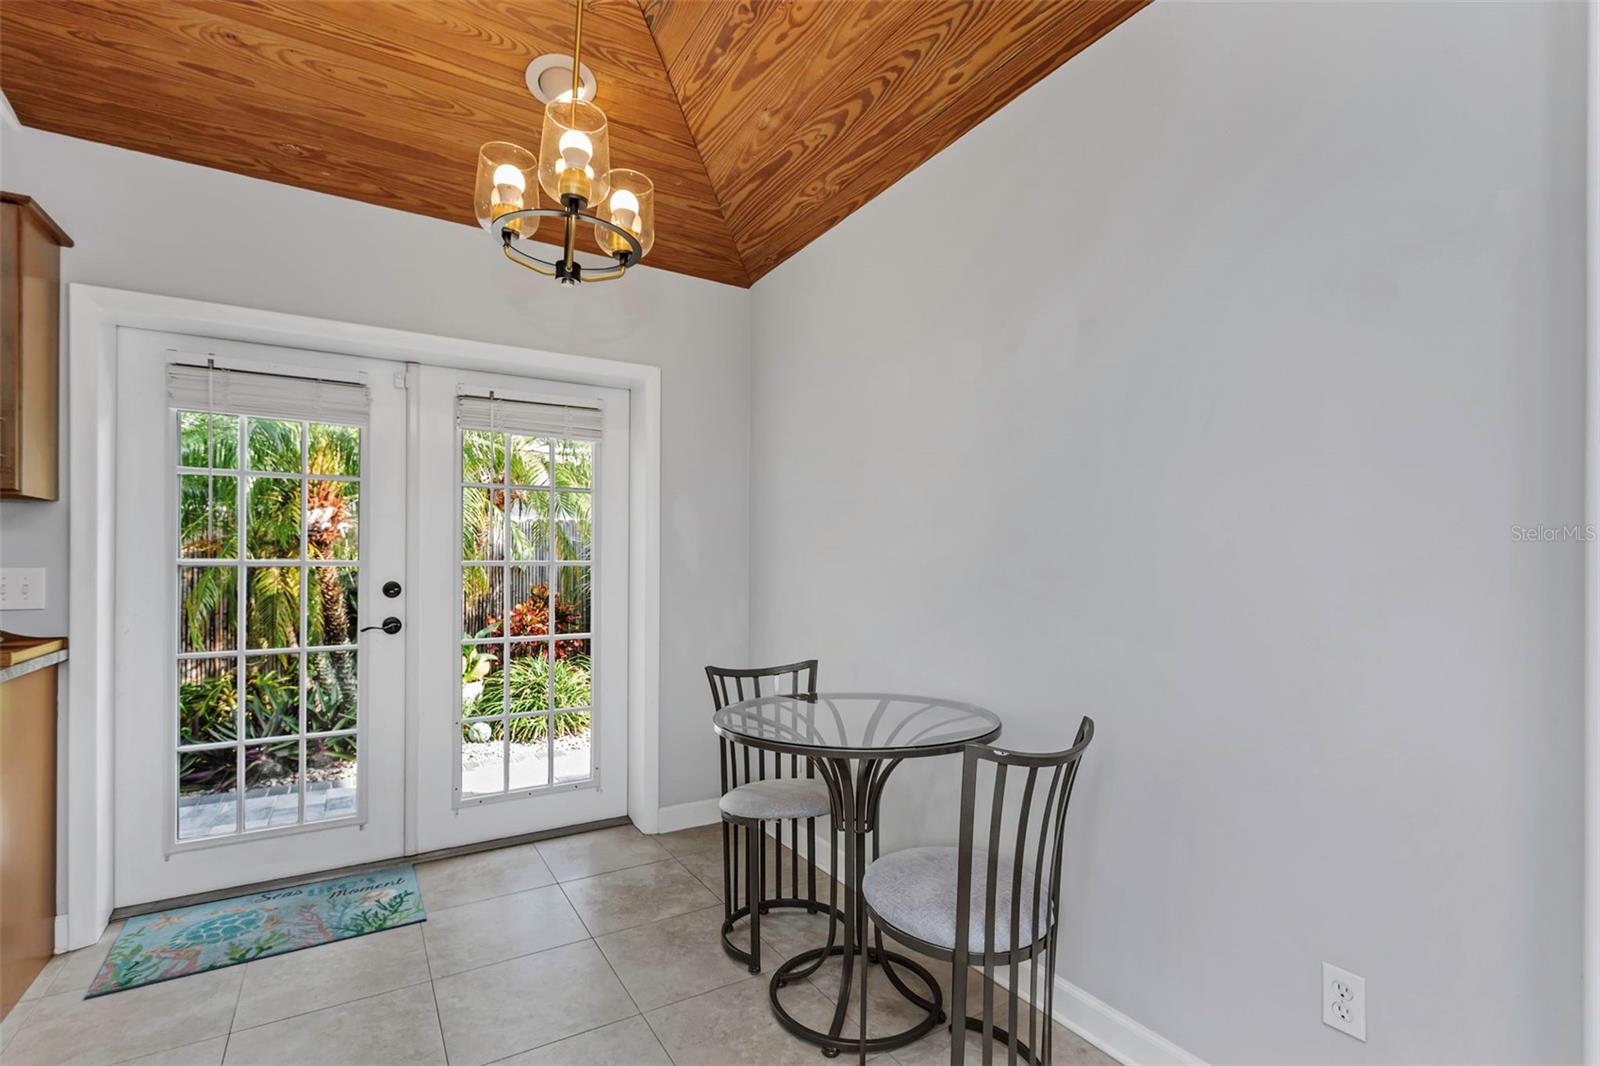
<box><xmin>705</xmin><ymin>660</ymin><xmax>819</xmax><ymax>798</ymax></box>
<box><xmin>952</xmin><ymin>715</ymin><xmax>1094</xmax><ymax>965</ymax></box>
<box><xmin>705</xmin><ymin>659</ymin><xmax>818</xmax><ymax>711</ymax></box>
<box><xmin>950</xmin><ymin>716</ymin><xmax>1093</xmax><ymax>1064</ymax></box>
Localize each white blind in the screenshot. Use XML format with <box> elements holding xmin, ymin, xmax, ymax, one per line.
<box><xmin>456</xmin><ymin>395</ymin><xmax>604</xmax><ymax>441</ymax></box>
<box><xmin>167</xmin><ymin>363</ymin><xmax>370</xmax><ymax>426</ymax></box>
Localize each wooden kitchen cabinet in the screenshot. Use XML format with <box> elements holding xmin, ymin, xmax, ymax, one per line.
<box><xmin>0</xmin><ymin>634</ymin><xmax>65</xmax><ymax>1018</ymax></box>
<box><xmin>1</xmin><ymin>192</ymin><xmax>72</xmax><ymax>501</ymax></box>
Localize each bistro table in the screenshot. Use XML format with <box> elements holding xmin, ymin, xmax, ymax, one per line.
<box><xmin>712</xmin><ymin>692</ymin><xmax>1002</xmax><ymax>1058</ymax></box>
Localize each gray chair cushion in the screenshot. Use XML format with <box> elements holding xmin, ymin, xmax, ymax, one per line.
<box><xmin>719</xmin><ymin>777</ymin><xmax>831</xmax><ymax>821</ymax></box>
<box><xmin>863</xmin><ymin>846</ymin><xmax>1039</xmax><ymax>954</ymax></box>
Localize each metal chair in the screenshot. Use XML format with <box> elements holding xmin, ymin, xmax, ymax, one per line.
<box><xmin>861</xmin><ymin>717</ymin><xmax>1094</xmax><ymax>1065</ymax></box>
<box><xmin>707</xmin><ymin>661</ymin><xmax>844</xmax><ymax>974</ymax></box>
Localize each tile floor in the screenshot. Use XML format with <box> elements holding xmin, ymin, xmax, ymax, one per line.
<box><xmin>0</xmin><ymin>823</ymin><xmax>1115</xmax><ymax>1066</ymax></box>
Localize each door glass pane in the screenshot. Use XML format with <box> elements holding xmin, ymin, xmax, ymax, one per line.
<box><xmin>461</xmin><ymin>643</ymin><xmax>501</xmax><ymax>718</ymax></box>
<box><xmin>247</xmin><ymin>477</ymin><xmax>302</xmax><ymax>559</ymax></box>
<box><xmin>509</xmin><ymin>490</ymin><xmax>552</xmax><ymax>560</ymax></box>
<box><xmin>174</xmin><ymin>407</ymin><xmax>362</xmax><ymax>841</ymax></box>
<box><xmin>305</xmin><ymin>737</ymin><xmax>358</xmax><ymax>823</ymax></box>
<box><xmin>247</xmin><ymin>418</ymin><xmax>302</xmax><ymax>473</ymax></box>
<box><xmin>179</xmin><ymin>566</ymin><xmax>237</xmax><ymax>654</ymax></box>
<box><xmin>246</xmin><ymin>566</ymin><xmax>301</xmax><ymax>649</ymax></box>
<box><xmin>553</xmin><ymin>490</ymin><xmax>591</xmax><ymax>560</ymax></box>
<box><xmin>462</xmin><ymin>487</ymin><xmax>505</xmax><ymax>561</ymax></box>
<box><xmin>509</xmin><ymin>714</ymin><xmax>551</xmax><ymax>791</ymax></box>
<box><xmin>554</xmin><ymin>639</ymin><xmax>591</xmax><ymax>709</ymax></box>
<box><xmin>179</xmin><ymin>475</ymin><xmax>238</xmax><ymax>558</ymax></box>
<box><xmin>509</xmin><ymin>435</ymin><xmax>551</xmax><ymax>487</ymax></box>
<box><xmin>508</xmin><ymin>565</ymin><xmax>551</xmax><ymax>636</ymax></box>
<box><xmin>245</xmin><ymin>654</ymin><xmax>300</xmax><ymax>739</ymax></box>
<box><xmin>462</xmin><ymin>565</ymin><xmax>504</xmax><ymax>640</ymax></box>
<box><xmin>307</xmin><ymin>566</ymin><xmax>359</xmax><ymax>646</ymax></box>
<box><xmin>306</xmin><ymin>481</ymin><xmax>358</xmax><ymax>560</ymax></box>
<box><xmin>309</xmin><ymin>424</ymin><xmax>360</xmax><ymax>477</ymax></box>
<box><xmin>506</xmin><ymin>640</ymin><xmax>550</xmax><ymax>713</ymax></box>
<box><xmin>307</xmin><ymin>651</ymin><xmax>358</xmax><ymax>732</ymax></box>
<box><xmin>554</xmin><ymin>565</ymin><xmax>590</xmax><ymax>634</ymax></box>
<box><xmin>462</xmin><ymin>430</ymin><xmax>504</xmax><ymax>483</ymax></box>
<box><xmin>179</xmin><ymin>658</ymin><xmax>236</xmax><ymax>745</ymax></box>
<box><xmin>178</xmin><ymin>748</ymin><xmax>238</xmax><ymax>841</ymax></box>
<box><xmin>552</xmin><ymin>439</ymin><xmax>591</xmax><ymax>488</ymax></box>
<box><xmin>179</xmin><ymin>412</ymin><xmax>239</xmax><ymax>470</ymax></box>
<box><xmin>554</xmin><ymin>712</ymin><xmax>592</xmax><ymax>784</ymax></box>
<box><xmin>243</xmin><ymin>742</ymin><xmax>300</xmax><ymax>830</ymax></box>
<box><xmin>461</xmin><ymin>719</ymin><xmax>506</xmax><ymax>797</ymax></box>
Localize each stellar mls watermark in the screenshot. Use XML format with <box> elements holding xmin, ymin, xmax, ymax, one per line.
<box><xmin>1511</xmin><ymin>524</ymin><xmax>1597</xmax><ymax>542</ymax></box>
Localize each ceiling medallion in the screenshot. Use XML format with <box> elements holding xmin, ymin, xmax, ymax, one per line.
<box><xmin>473</xmin><ymin>0</ymin><xmax>654</xmax><ymax>286</ymax></box>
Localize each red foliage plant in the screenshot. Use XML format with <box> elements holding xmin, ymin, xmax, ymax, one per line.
<box><xmin>483</xmin><ymin>585</ymin><xmax>587</xmax><ymax>660</ymax></box>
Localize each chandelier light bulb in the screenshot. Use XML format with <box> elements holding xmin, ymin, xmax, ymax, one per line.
<box><xmin>608</xmin><ymin>188</ymin><xmax>640</xmax><ymax>232</ymax></box>
<box><xmin>491</xmin><ymin>164</ymin><xmax>526</xmax><ymax>193</ymax></box>
<box><xmin>559</xmin><ymin>128</ymin><xmax>593</xmax><ymax>170</ymax></box>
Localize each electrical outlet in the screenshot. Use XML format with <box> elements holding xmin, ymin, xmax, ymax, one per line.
<box><xmin>1322</xmin><ymin>962</ymin><xmax>1366</xmax><ymax>1041</ymax></box>
<box><xmin>0</xmin><ymin>568</ymin><xmax>47</xmax><ymax>611</ymax></box>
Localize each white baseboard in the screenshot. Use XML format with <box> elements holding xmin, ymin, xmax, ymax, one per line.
<box><xmin>774</xmin><ymin>824</ymin><xmax>1204</xmax><ymax>1066</ymax></box>
<box><xmin>1047</xmin><ymin>974</ymin><xmax>1205</xmax><ymax>1066</ymax></box>
<box><xmin>651</xmin><ymin>797</ymin><xmax>722</xmax><ymax>834</ymax></box>
<box><xmin>53</xmin><ymin>914</ymin><xmax>70</xmax><ymax>954</ymax></box>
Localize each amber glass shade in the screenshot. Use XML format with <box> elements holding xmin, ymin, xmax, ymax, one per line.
<box><xmin>475</xmin><ymin>141</ymin><xmax>539</xmax><ymax>238</ymax></box>
<box><xmin>538</xmin><ymin>98</ymin><xmax>610</xmax><ymax>208</ymax></box>
<box><xmin>593</xmin><ymin>169</ymin><xmax>655</xmax><ymax>261</ymax></box>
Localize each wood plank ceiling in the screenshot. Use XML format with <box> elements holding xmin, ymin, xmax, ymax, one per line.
<box><xmin>0</xmin><ymin>1</ymin><xmax>1147</xmax><ymax>287</ymax></box>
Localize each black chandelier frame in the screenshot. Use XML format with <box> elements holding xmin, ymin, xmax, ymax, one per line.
<box><xmin>494</xmin><ymin>203</ymin><xmax>642</xmax><ymax>286</ymax></box>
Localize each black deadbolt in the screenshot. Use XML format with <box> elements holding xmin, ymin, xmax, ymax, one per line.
<box><xmin>382</xmin><ymin>580</ymin><xmax>403</xmax><ymax>598</ymax></box>
<box><xmin>360</xmin><ymin>616</ymin><xmax>403</xmax><ymax>635</ymax></box>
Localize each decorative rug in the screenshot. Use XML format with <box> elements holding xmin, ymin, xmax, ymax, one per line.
<box><xmin>87</xmin><ymin>865</ymin><xmax>426</xmax><ymax>997</ymax></box>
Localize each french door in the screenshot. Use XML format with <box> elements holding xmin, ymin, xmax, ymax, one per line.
<box><xmin>112</xmin><ymin>330</ymin><xmax>628</xmax><ymax>907</ymax></box>
<box><xmin>407</xmin><ymin>364</ymin><xmax>628</xmax><ymax>854</ymax></box>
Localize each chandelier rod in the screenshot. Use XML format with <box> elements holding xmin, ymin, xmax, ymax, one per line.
<box><xmin>571</xmin><ymin>0</ymin><xmax>584</xmax><ymax>108</ymax></box>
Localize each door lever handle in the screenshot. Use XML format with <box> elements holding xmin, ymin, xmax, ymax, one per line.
<box><xmin>360</xmin><ymin>617</ymin><xmax>403</xmax><ymax>635</ymax></box>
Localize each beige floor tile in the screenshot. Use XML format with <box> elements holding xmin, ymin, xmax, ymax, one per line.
<box><xmin>534</xmin><ymin>825</ymin><xmax>669</xmax><ymax>882</ymax></box>
<box><xmin>560</xmin><ymin>860</ymin><xmax>718</xmax><ymax>937</ymax></box>
<box><xmin>432</xmin><ymin>941</ymin><xmax>636</xmax><ymax>1066</ymax></box>
<box><xmin>593</xmin><ymin>905</ymin><xmax>756</xmax><ymax>1011</ymax></box>
<box><xmin>415</xmin><ymin>843</ymin><xmax>554</xmax><ymax>910</ymax></box>
<box><xmin>43</xmin><ymin>921</ymin><xmax>126</xmax><ymax>997</ymax></box>
<box><xmin>423</xmin><ymin>885</ymin><xmax>588</xmax><ymax>978</ymax></box>
<box><xmin>643</xmin><ymin>973</ymin><xmax>892</xmax><ymax>1065</ymax></box>
<box><xmin>118</xmin><ymin>1035</ymin><xmax>228</xmax><ymax>1065</ymax></box>
<box><xmin>651</xmin><ymin>822</ymin><xmax>724</xmax><ymax>859</ymax></box>
<box><xmin>3</xmin><ymin>965</ymin><xmax>243</xmax><ymax>1066</ymax></box>
<box><xmin>1</xmin><ymin>997</ymin><xmax>40</xmax><ymax>1054</ymax></box>
<box><xmin>495</xmin><ymin>1016</ymin><xmax>670</xmax><ymax>1066</ymax></box>
<box><xmin>679</xmin><ymin>840</ymin><xmax>835</xmax><ymax>906</ymax></box>
<box><xmin>230</xmin><ymin>924</ymin><xmax>430</xmax><ymax>1031</ymax></box>
<box><xmin>18</xmin><ymin>953</ymin><xmax>67</xmax><ymax>1003</ymax></box>
<box><xmin>677</xmin><ymin>851</ymin><xmax>729</xmax><ymax>900</ymax></box>
<box><xmin>222</xmin><ymin>982</ymin><xmax>444</xmax><ymax>1066</ymax></box>
<box><xmin>755</xmin><ymin>906</ymin><xmax>848</xmax><ymax>964</ymax></box>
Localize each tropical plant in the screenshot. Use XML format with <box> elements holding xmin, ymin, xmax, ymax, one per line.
<box><xmin>462</xmin><ymin>653</ymin><xmax>592</xmax><ymax>742</ymax></box>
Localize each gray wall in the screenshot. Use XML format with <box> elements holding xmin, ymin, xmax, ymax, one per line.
<box><xmin>0</xmin><ymin>121</ymin><xmax>748</xmax><ymax>809</ymax></box>
<box><xmin>749</xmin><ymin>2</ymin><xmax>1585</xmax><ymax>1062</ymax></box>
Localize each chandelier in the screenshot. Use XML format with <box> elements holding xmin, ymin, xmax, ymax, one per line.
<box><xmin>473</xmin><ymin>0</ymin><xmax>655</xmax><ymax>285</ymax></box>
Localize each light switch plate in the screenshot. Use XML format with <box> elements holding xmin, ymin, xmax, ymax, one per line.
<box><xmin>0</xmin><ymin>568</ymin><xmax>47</xmax><ymax>610</ymax></box>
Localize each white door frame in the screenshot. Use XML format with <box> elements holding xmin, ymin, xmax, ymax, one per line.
<box><xmin>64</xmin><ymin>283</ymin><xmax>662</xmax><ymax>951</ymax></box>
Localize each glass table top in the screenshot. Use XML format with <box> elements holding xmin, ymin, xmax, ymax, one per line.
<box><xmin>712</xmin><ymin>692</ymin><xmax>1001</xmax><ymax>758</ymax></box>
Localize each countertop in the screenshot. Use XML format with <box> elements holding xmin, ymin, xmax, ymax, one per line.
<box><xmin>0</xmin><ymin>635</ymin><xmax>67</xmax><ymax>684</ymax></box>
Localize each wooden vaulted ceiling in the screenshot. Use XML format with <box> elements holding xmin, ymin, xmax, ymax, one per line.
<box><xmin>0</xmin><ymin>1</ymin><xmax>1147</xmax><ymax>287</ymax></box>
